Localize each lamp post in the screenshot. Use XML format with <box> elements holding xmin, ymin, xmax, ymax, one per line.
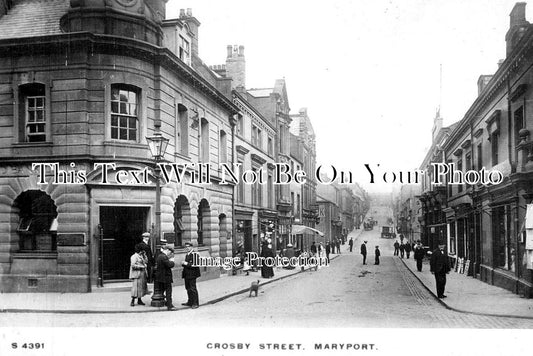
<box><xmin>146</xmin><ymin>131</ymin><xmax>169</xmax><ymax>307</ymax></box>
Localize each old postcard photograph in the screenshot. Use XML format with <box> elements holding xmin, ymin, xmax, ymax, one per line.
<box><xmin>1</xmin><ymin>0</ymin><xmax>533</xmax><ymax>355</ymax></box>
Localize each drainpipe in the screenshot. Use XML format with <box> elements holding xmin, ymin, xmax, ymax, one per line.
<box><xmin>231</xmin><ymin>113</ymin><xmax>236</xmax><ymax>259</ymax></box>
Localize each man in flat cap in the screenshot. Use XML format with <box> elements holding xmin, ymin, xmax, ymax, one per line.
<box><xmin>139</xmin><ymin>232</ymin><xmax>154</xmax><ymax>282</ymax></box>
<box><xmin>181</xmin><ymin>242</ymin><xmax>201</xmax><ymax>309</ymax></box>
<box><xmin>154</xmin><ymin>242</ymin><xmax>176</xmax><ymax>310</ymax></box>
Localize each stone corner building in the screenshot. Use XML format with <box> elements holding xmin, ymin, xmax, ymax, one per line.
<box><xmin>0</xmin><ymin>0</ymin><xmax>239</xmax><ymax>292</ymax></box>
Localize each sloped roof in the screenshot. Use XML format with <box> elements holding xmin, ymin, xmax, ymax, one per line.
<box><xmin>0</xmin><ymin>0</ymin><xmax>69</xmax><ymax>40</ymax></box>
<box><xmin>247</xmin><ymin>88</ymin><xmax>273</xmax><ymax>97</ymax></box>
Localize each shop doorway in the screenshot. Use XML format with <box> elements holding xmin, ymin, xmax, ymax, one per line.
<box><xmin>100</xmin><ymin>206</ymin><xmax>148</xmax><ymax>281</ymax></box>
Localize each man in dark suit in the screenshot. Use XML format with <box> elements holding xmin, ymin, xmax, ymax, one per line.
<box><xmin>360</xmin><ymin>241</ymin><xmax>367</xmax><ymax>265</ymax></box>
<box><xmin>181</xmin><ymin>242</ymin><xmax>201</xmax><ymax>309</ymax></box>
<box><xmin>139</xmin><ymin>232</ymin><xmax>154</xmax><ymax>282</ymax></box>
<box><xmin>430</xmin><ymin>243</ymin><xmax>451</xmax><ymax>298</ymax></box>
<box><xmin>325</xmin><ymin>241</ymin><xmax>331</xmax><ymax>263</ymax></box>
<box><xmin>349</xmin><ymin>237</ymin><xmax>353</xmax><ymax>252</ymax></box>
<box><xmin>154</xmin><ymin>243</ymin><xmax>176</xmax><ymax>310</ymax></box>
<box><xmin>414</xmin><ymin>241</ymin><xmax>425</xmax><ymax>272</ymax></box>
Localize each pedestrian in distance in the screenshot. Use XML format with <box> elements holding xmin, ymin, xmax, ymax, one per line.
<box><xmin>360</xmin><ymin>240</ymin><xmax>368</xmax><ymax>265</ymax></box>
<box><xmin>283</xmin><ymin>243</ymin><xmax>296</xmax><ymax>269</ymax></box>
<box><xmin>414</xmin><ymin>241</ymin><xmax>425</xmax><ymax>272</ymax></box>
<box><xmin>336</xmin><ymin>239</ymin><xmax>341</xmax><ymax>254</ymax></box>
<box><xmin>399</xmin><ymin>243</ymin><xmax>405</xmax><ymax>258</ymax></box>
<box><xmin>325</xmin><ymin>242</ymin><xmax>331</xmax><ymax>263</ymax></box>
<box><xmin>181</xmin><ymin>242</ymin><xmax>201</xmax><ymax>309</ymax></box>
<box><xmin>349</xmin><ymin>237</ymin><xmax>354</xmax><ymax>252</ymax></box>
<box><xmin>138</xmin><ymin>232</ymin><xmax>154</xmax><ymax>283</ymax></box>
<box><xmin>405</xmin><ymin>241</ymin><xmax>411</xmax><ymax>259</ymax></box>
<box><xmin>318</xmin><ymin>242</ymin><xmax>323</xmax><ymax>257</ymax></box>
<box><xmin>154</xmin><ymin>242</ymin><xmax>176</xmax><ymax>311</ymax></box>
<box><xmin>393</xmin><ymin>240</ymin><xmax>400</xmax><ymax>256</ymax></box>
<box><xmin>374</xmin><ymin>245</ymin><xmax>381</xmax><ymax>265</ymax></box>
<box><xmin>430</xmin><ymin>243</ymin><xmax>451</xmax><ymax>298</ymax></box>
<box><xmin>311</xmin><ymin>241</ymin><xmax>317</xmax><ymax>256</ymax></box>
<box><xmin>129</xmin><ymin>243</ymin><xmax>149</xmax><ymax>306</ymax></box>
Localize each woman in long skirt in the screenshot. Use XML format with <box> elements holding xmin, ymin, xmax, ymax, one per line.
<box><xmin>129</xmin><ymin>243</ymin><xmax>149</xmax><ymax>306</ymax></box>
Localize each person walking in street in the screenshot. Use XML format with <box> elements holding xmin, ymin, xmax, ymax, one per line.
<box><xmin>129</xmin><ymin>243</ymin><xmax>149</xmax><ymax>306</ymax></box>
<box><xmin>283</xmin><ymin>243</ymin><xmax>296</xmax><ymax>269</ymax></box>
<box><xmin>349</xmin><ymin>237</ymin><xmax>354</xmax><ymax>252</ymax></box>
<box><xmin>335</xmin><ymin>239</ymin><xmax>341</xmax><ymax>254</ymax></box>
<box><xmin>414</xmin><ymin>241</ymin><xmax>425</xmax><ymax>272</ymax></box>
<box><xmin>181</xmin><ymin>242</ymin><xmax>201</xmax><ymax>309</ymax></box>
<box><xmin>430</xmin><ymin>243</ymin><xmax>451</xmax><ymax>298</ymax></box>
<box><xmin>325</xmin><ymin>241</ymin><xmax>331</xmax><ymax>263</ymax></box>
<box><xmin>154</xmin><ymin>243</ymin><xmax>176</xmax><ymax>311</ymax></box>
<box><xmin>360</xmin><ymin>240</ymin><xmax>368</xmax><ymax>265</ymax></box>
<box><xmin>374</xmin><ymin>245</ymin><xmax>381</xmax><ymax>265</ymax></box>
<box><xmin>399</xmin><ymin>243</ymin><xmax>405</xmax><ymax>258</ymax></box>
<box><xmin>138</xmin><ymin>232</ymin><xmax>154</xmax><ymax>282</ymax></box>
<box><xmin>318</xmin><ymin>242</ymin><xmax>323</xmax><ymax>257</ymax></box>
<box><xmin>405</xmin><ymin>241</ymin><xmax>411</xmax><ymax>259</ymax></box>
<box><xmin>393</xmin><ymin>240</ymin><xmax>400</xmax><ymax>256</ymax></box>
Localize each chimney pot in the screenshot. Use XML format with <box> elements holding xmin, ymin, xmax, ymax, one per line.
<box><xmin>227</xmin><ymin>45</ymin><xmax>232</xmax><ymax>58</ymax></box>
<box><xmin>179</xmin><ymin>9</ymin><xmax>185</xmax><ymax>17</ymax></box>
<box><xmin>186</xmin><ymin>8</ymin><xmax>192</xmax><ymax>16</ymax></box>
<box><xmin>238</xmin><ymin>45</ymin><xmax>245</xmax><ymax>56</ymax></box>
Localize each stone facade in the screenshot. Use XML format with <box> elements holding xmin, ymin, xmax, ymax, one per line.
<box><xmin>0</xmin><ymin>1</ymin><xmax>238</xmax><ymax>292</ymax></box>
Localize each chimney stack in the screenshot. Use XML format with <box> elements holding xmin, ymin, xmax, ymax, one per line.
<box><xmin>506</xmin><ymin>3</ymin><xmax>530</xmax><ymax>56</ymax></box>
<box><xmin>477</xmin><ymin>75</ymin><xmax>493</xmax><ymax>96</ymax></box>
<box><xmin>225</xmin><ymin>45</ymin><xmax>246</xmax><ymax>90</ymax></box>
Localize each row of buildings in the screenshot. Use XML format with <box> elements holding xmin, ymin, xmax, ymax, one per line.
<box><xmin>0</xmin><ymin>0</ymin><xmax>367</xmax><ymax>292</ymax></box>
<box><xmin>396</xmin><ymin>2</ymin><xmax>533</xmax><ymax>298</ymax></box>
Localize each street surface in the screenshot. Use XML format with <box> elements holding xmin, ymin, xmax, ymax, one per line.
<box><xmin>1</xmin><ymin>205</ymin><xmax>532</xmax><ymax>328</ymax></box>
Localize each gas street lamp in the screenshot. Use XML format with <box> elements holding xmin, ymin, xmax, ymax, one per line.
<box><xmin>146</xmin><ymin>131</ymin><xmax>169</xmax><ymax>307</ymax></box>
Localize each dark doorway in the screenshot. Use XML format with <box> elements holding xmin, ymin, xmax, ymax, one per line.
<box><xmin>100</xmin><ymin>206</ymin><xmax>148</xmax><ymax>281</ymax></box>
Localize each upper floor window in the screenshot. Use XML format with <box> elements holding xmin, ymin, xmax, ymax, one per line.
<box><xmin>476</xmin><ymin>143</ymin><xmax>482</xmax><ymax>170</ymax></box>
<box><xmin>176</xmin><ymin>104</ymin><xmax>189</xmax><ymax>156</ymax></box>
<box><xmin>514</xmin><ymin>106</ymin><xmax>524</xmax><ymax>147</ymax></box>
<box><xmin>179</xmin><ymin>36</ymin><xmax>191</xmax><ymax>65</ymax></box>
<box><xmin>111</xmin><ymin>85</ymin><xmax>139</xmax><ymax>142</ymax></box>
<box><xmin>457</xmin><ymin>159</ymin><xmax>463</xmax><ymax>193</ymax></box>
<box><xmin>19</xmin><ymin>83</ymin><xmax>47</xmax><ymax>142</ymax></box>
<box><xmin>200</xmin><ymin>118</ymin><xmax>210</xmax><ymax>163</ymax></box>
<box><xmin>252</xmin><ymin>125</ymin><xmax>262</xmax><ymax>148</ymax></box>
<box><xmin>219</xmin><ymin>130</ymin><xmax>228</xmax><ymax>163</ymax></box>
<box><xmin>268</xmin><ymin>136</ymin><xmax>273</xmax><ymax>156</ymax></box>
<box><xmin>237</xmin><ymin>115</ymin><xmax>244</xmax><ymax>136</ymax></box>
<box><xmin>491</xmin><ymin>132</ymin><xmax>499</xmax><ymax>166</ymax></box>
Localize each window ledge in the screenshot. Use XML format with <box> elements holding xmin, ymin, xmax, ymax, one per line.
<box><xmin>12</xmin><ymin>251</ymin><xmax>58</xmax><ymax>259</ymax></box>
<box><xmin>12</xmin><ymin>142</ymin><xmax>53</xmax><ymax>148</ymax></box>
<box><xmin>103</xmin><ymin>141</ymin><xmax>147</xmax><ymax>149</ymax></box>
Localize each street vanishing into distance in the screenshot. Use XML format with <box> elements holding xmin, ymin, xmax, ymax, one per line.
<box><xmin>1</xmin><ymin>205</ymin><xmax>532</xmax><ymax>329</ymax></box>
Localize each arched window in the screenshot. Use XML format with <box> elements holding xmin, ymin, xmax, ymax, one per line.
<box><xmin>14</xmin><ymin>190</ymin><xmax>58</xmax><ymax>252</ymax></box>
<box><xmin>197</xmin><ymin>199</ymin><xmax>210</xmax><ymax>246</ymax></box>
<box><xmin>174</xmin><ymin>195</ymin><xmax>190</xmax><ymax>247</ymax></box>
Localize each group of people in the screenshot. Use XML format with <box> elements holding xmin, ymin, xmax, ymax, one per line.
<box><xmin>129</xmin><ymin>232</ymin><xmax>201</xmax><ymax>311</ymax></box>
<box><xmin>359</xmin><ymin>240</ymin><xmax>381</xmax><ymax>265</ymax></box>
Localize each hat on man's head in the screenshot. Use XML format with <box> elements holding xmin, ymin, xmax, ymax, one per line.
<box><xmin>142</xmin><ymin>232</ymin><xmax>150</xmax><ymax>238</ymax></box>
<box><xmin>364</xmin><ymin>240</ymin><xmax>368</xmax><ymax>243</ymax></box>
<box><xmin>161</xmin><ymin>243</ymin><xmax>174</xmax><ymax>252</ymax></box>
<box><xmin>184</xmin><ymin>242</ymin><xmax>193</xmax><ymax>247</ymax></box>
<box><xmin>287</xmin><ymin>243</ymin><xmax>293</xmax><ymax>247</ymax></box>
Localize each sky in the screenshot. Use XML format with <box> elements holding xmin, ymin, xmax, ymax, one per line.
<box><xmin>166</xmin><ymin>0</ymin><xmax>524</xmax><ymax>192</ymax></box>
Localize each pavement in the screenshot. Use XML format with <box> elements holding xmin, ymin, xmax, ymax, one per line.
<box><xmin>0</xmin><ymin>239</ymin><xmax>351</xmax><ymax>314</ymax></box>
<box><xmin>399</xmin><ymin>254</ymin><xmax>533</xmax><ymax>319</ymax></box>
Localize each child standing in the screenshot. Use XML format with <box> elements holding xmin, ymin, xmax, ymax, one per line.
<box><xmin>374</xmin><ymin>246</ymin><xmax>381</xmax><ymax>265</ymax></box>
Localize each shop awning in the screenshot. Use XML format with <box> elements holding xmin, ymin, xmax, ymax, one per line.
<box><xmin>291</xmin><ymin>225</ymin><xmax>324</xmax><ymax>236</ymax></box>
